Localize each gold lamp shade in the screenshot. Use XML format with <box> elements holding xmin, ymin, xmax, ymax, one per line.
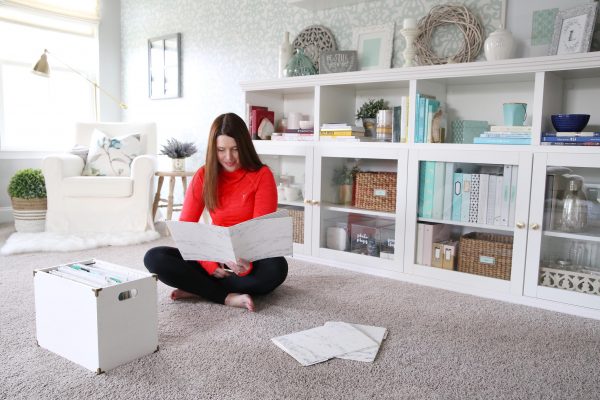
<box><xmin>32</xmin><ymin>51</ymin><xmax>50</xmax><ymax>77</ymax></box>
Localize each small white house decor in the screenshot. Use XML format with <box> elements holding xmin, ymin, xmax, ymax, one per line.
<box><xmin>414</xmin><ymin>4</ymin><xmax>484</xmax><ymax>65</ymax></box>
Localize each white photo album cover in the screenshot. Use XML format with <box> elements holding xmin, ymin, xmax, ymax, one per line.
<box><xmin>166</xmin><ymin>210</ymin><xmax>293</xmax><ymax>263</ymax></box>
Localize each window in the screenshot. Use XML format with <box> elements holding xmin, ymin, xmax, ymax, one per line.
<box><xmin>0</xmin><ymin>1</ymin><xmax>98</xmax><ymax>151</ymax></box>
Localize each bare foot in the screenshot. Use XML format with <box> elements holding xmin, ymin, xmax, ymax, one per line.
<box><xmin>224</xmin><ymin>293</ymin><xmax>255</xmax><ymax>312</ymax></box>
<box><xmin>170</xmin><ymin>289</ymin><xmax>199</xmax><ymax>300</ymax></box>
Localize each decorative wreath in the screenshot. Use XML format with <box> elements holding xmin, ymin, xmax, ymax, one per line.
<box><xmin>413</xmin><ymin>4</ymin><xmax>484</xmax><ymax>65</ymax></box>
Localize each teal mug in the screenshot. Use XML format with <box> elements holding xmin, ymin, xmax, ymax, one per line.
<box><xmin>503</xmin><ymin>103</ymin><xmax>527</xmax><ymax>126</ymax></box>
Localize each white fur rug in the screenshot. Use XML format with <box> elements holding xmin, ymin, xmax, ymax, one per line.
<box><xmin>0</xmin><ymin>230</ymin><xmax>161</xmax><ymax>255</ymax></box>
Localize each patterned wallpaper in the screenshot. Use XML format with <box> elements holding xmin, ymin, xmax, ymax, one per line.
<box><xmin>120</xmin><ymin>0</ymin><xmax>502</xmax><ymax>165</ymax></box>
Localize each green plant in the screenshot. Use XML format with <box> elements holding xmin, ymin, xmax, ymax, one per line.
<box><xmin>332</xmin><ymin>165</ymin><xmax>360</xmax><ymax>185</ymax></box>
<box><xmin>356</xmin><ymin>98</ymin><xmax>389</xmax><ymax>120</ymax></box>
<box><xmin>160</xmin><ymin>138</ymin><xmax>198</xmax><ymax>159</ymax></box>
<box><xmin>7</xmin><ymin>168</ymin><xmax>46</xmax><ymax>199</ymax></box>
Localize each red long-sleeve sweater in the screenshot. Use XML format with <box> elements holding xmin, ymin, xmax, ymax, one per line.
<box><xmin>179</xmin><ymin>165</ymin><xmax>277</xmax><ymax>275</ymax></box>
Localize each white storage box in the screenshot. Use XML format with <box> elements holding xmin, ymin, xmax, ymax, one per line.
<box><xmin>34</xmin><ymin>259</ymin><xmax>158</xmax><ymax>374</ymax></box>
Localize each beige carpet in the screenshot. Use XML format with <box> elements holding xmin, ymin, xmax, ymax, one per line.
<box><xmin>1</xmin><ymin>222</ymin><xmax>599</xmax><ymax>400</ymax></box>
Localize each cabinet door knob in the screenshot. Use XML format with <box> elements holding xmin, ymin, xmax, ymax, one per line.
<box><xmin>530</xmin><ymin>223</ymin><xmax>540</xmax><ymax>230</ymax></box>
<box><xmin>304</xmin><ymin>199</ymin><xmax>311</xmax><ymax>204</ymax></box>
<box><xmin>312</xmin><ymin>200</ymin><xmax>320</xmax><ymax>206</ymax></box>
<box><xmin>516</xmin><ymin>221</ymin><xmax>526</xmax><ymax>229</ymax></box>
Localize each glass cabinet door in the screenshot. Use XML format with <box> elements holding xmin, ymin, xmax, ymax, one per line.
<box><xmin>256</xmin><ymin>143</ymin><xmax>313</xmax><ymax>255</ymax></box>
<box><xmin>526</xmin><ymin>153</ymin><xmax>600</xmax><ymax>309</ymax></box>
<box><xmin>405</xmin><ymin>149</ymin><xmax>532</xmax><ymax>294</ymax></box>
<box><xmin>314</xmin><ymin>145</ymin><xmax>408</xmax><ymax>271</ymax></box>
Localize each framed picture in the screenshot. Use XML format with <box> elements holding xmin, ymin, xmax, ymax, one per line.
<box><xmin>548</xmin><ymin>3</ymin><xmax>598</xmax><ymax>56</ymax></box>
<box><xmin>148</xmin><ymin>33</ymin><xmax>181</xmax><ymax>99</ymax></box>
<box><xmin>353</xmin><ymin>23</ymin><xmax>394</xmax><ymax>70</ymax></box>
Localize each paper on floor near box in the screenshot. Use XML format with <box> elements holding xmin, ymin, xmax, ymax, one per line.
<box><xmin>167</xmin><ymin>210</ymin><xmax>292</xmax><ymax>263</ymax></box>
<box><xmin>325</xmin><ymin>322</ymin><xmax>387</xmax><ymax>362</ymax></box>
<box><xmin>271</xmin><ymin>322</ymin><xmax>378</xmax><ymax>366</ymax></box>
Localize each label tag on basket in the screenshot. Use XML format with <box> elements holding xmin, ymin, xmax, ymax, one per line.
<box><xmin>480</xmin><ymin>256</ymin><xmax>495</xmax><ymax>265</ymax></box>
<box><xmin>374</xmin><ymin>189</ymin><xmax>387</xmax><ymax>196</ymax></box>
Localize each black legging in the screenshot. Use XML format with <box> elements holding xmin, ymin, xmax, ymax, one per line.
<box><xmin>144</xmin><ymin>246</ymin><xmax>288</xmax><ymax>304</ymax></box>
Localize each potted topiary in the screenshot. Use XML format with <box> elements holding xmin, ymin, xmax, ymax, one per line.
<box><xmin>160</xmin><ymin>138</ymin><xmax>198</xmax><ymax>172</ymax></box>
<box><xmin>332</xmin><ymin>165</ymin><xmax>360</xmax><ymax>205</ymax></box>
<box><xmin>356</xmin><ymin>98</ymin><xmax>388</xmax><ymax>137</ymax></box>
<box><xmin>7</xmin><ymin>168</ymin><xmax>47</xmax><ymax>232</ymax></box>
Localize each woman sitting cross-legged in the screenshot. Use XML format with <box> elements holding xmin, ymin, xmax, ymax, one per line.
<box><xmin>144</xmin><ymin>113</ymin><xmax>288</xmax><ymax>311</ymax></box>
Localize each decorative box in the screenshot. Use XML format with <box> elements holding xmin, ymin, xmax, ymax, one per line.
<box><xmin>539</xmin><ymin>266</ymin><xmax>600</xmax><ymax>295</ymax></box>
<box><xmin>34</xmin><ymin>259</ymin><xmax>158</xmax><ymax>374</ymax></box>
<box><xmin>451</xmin><ymin>120</ymin><xmax>489</xmax><ymax>144</ymax></box>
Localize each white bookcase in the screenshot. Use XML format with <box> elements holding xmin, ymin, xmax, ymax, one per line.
<box><xmin>242</xmin><ymin>52</ymin><xmax>600</xmax><ymax>319</ymax></box>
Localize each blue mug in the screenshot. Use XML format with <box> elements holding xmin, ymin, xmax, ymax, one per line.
<box><xmin>503</xmin><ymin>103</ymin><xmax>527</xmax><ymax>126</ymax></box>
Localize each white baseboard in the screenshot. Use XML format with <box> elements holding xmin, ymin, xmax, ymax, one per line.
<box><xmin>0</xmin><ymin>207</ymin><xmax>13</xmax><ymax>224</ymax></box>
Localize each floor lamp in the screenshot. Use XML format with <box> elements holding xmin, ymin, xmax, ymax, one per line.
<box><xmin>32</xmin><ymin>49</ymin><xmax>127</xmax><ymax>121</ymax></box>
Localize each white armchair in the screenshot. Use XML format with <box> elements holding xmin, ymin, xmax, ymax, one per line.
<box><xmin>42</xmin><ymin>122</ymin><xmax>157</xmax><ymax>234</ymax></box>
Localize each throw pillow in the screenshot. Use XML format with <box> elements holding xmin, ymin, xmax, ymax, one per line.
<box><xmin>82</xmin><ymin>129</ymin><xmax>142</xmax><ymax>176</ymax></box>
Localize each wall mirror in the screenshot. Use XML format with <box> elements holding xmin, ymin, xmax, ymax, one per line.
<box><xmin>148</xmin><ymin>33</ymin><xmax>181</xmax><ymax>99</ymax></box>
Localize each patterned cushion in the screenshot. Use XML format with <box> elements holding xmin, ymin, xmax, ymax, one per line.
<box><xmin>82</xmin><ymin>129</ymin><xmax>141</xmax><ymax>176</ymax></box>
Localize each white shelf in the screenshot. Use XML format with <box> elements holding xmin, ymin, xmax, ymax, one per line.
<box><xmin>278</xmin><ymin>200</ymin><xmax>305</xmax><ymax>207</ymax></box>
<box><xmin>543</xmin><ymin>228</ymin><xmax>600</xmax><ymax>242</ymax></box>
<box><xmin>287</xmin><ymin>0</ymin><xmax>374</xmax><ymax>10</ymax></box>
<box><xmin>418</xmin><ymin>218</ymin><xmax>514</xmax><ymax>232</ymax></box>
<box><xmin>322</xmin><ymin>202</ymin><xmax>396</xmax><ymax>218</ymax></box>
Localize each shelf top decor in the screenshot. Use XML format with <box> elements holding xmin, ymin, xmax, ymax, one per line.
<box><xmin>292</xmin><ymin>25</ymin><xmax>337</xmax><ymax>71</ymax></box>
<box><xmin>414</xmin><ymin>4</ymin><xmax>484</xmax><ymax>65</ymax></box>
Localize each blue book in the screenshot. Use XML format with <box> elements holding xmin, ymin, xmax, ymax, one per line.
<box><xmin>443</xmin><ymin>162</ymin><xmax>455</xmax><ymax>220</ymax></box>
<box><xmin>543</xmin><ymin>131</ymin><xmax>600</xmax><ymax>137</ymax></box>
<box><xmin>432</xmin><ymin>161</ymin><xmax>446</xmax><ymax>219</ymax></box>
<box><xmin>417</xmin><ymin>96</ymin><xmax>426</xmax><ymax>143</ymax></box>
<box><xmin>473</xmin><ymin>137</ymin><xmax>531</xmax><ymax>145</ymax></box>
<box><xmin>414</xmin><ymin>93</ymin><xmax>421</xmax><ymax>143</ymax></box>
<box><xmin>541</xmin><ymin>136</ymin><xmax>600</xmax><ymax>142</ymax></box>
<box><xmin>418</xmin><ymin>161</ymin><xmax>426</xmax><ymax>217</ymax></box>
<box><xmin>452</xmin><ymin>172</ymin><xmax>463</xmax><ymax>221</ymax></box>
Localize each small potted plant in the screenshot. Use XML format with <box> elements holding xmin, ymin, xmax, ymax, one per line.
<box><xmin>160</xmin><ymin>138</ymin><xmax>198</xmax><ymax>172</ymax></box>
<box><xmin>356</xmin><ymin>98</ymin><xmax>388</xmax><ymax>137</ymax></box>
<box><xmin>332</xmin><ymin>165</ymin><xmax>360</xmax><ymax>205</ymax></box>
<box><xmin>7</xmin><ymin>168</ymin><xmax>47</xmax><ymax>232</ymax></box>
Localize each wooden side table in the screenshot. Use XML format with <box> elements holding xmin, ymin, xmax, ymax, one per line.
<box><xmin>152</xmin><ymin>171</ymin><xmax>195</xmax><ymax>220</ymax></box>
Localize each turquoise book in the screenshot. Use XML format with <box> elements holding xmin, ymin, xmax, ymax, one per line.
<box><xmin>452</xmin><ymin>172</ymin><xmax>463</xmax><ymax>221</ymax></box>
<box><xmin>421</xmin><ymin>161</ymin><xmax>436</xmax><ymax>218</ymax></box>
<box><xmin>414</xmin><ymin>93</ymin><xmax>421</xmax><ymax>143</ymax></box>
<box><xmin>443</xmin><ymin>162</ymin><xmax>455</xmax><ymax>220</ymax></box>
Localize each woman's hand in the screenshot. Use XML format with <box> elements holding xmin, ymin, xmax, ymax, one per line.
<box><xmin>212</xmin><ymin>266</ymin><xmax>232</xmax><ymax>278</ymax></box>
<box><xmin>223</xmin><ymin>259</ymin><xmax>251</xmax><ymax>275</ymax></box>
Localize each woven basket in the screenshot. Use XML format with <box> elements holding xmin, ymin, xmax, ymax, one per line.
<box><xmin>11</xmin><ymin>197</ymin><xmax>47</xmax><ymax>232</ymax></box>
<box><xmin>279</xmin><ymin>207</ymin><xmax>304</xmax><ymax>244</ymax></box>
<box><xmin>457</xmin><ymin>232</ymin><xmax>513</xmax><ymax>280</ymax></box>
<box><xmin>354</xmin><ymin>172</ymin><xmax>396</xmax><ymax>212</ymax></box>
<box><xmin>11</xmin><ymin>197</ymin><xmax>47</xmax><ymax>210</ymax></box>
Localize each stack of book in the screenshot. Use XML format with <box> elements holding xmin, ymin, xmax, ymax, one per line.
<box><xmin>541</xmin><ymin>131</ymin><xmax>600</xmax><ymax>146</ymax></box>
<box><xmin>246</xmin><ymin>104</ymin><xmax>275</xmax><ymax>139</ymax></box>
<box><xmin>473</xmin><ymin>125</ymin><xmax>532</xmax><ymax>145</ymax></box>
<box><xmin>319</xmin><ymin>123</ymin><xmax>370</xmax><ymax>142</ymax></box>
<box><xmin>271</xmin><ymin>127</ymin><xmax>314</xmax><ymax>141</ymax></box>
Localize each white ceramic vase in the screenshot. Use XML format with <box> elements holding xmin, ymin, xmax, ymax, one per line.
<box><xmin>484</xmin><ymin>27</ymin><xmax>515</xmax><ymax>61</ymax></box>
<box><xmin>172</xmin><ymin>158</ymin><xmax>185</xmax><ymax>172</ymax></box>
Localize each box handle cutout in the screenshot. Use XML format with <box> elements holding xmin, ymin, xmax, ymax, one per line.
<box><xmin>118</xmin><ymin>289</ymin><xmax>138</xmax><ymax>301</ymax></box>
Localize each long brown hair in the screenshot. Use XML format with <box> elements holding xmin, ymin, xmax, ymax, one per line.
<box><xmin>203</xmin><ymin>113</ymin><xmax>264</xmax><ymax>210</ymax></box>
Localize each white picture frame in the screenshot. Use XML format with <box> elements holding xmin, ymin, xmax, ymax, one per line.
<box><xmin>548</xmin><ymin>3</ymin><xmax>598</xmax><ymax>56</ymax></box>
<box><xmin>353</xmin><ymin>23</ymin><xmax>394</xmax><ymax>70</ymax></box>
